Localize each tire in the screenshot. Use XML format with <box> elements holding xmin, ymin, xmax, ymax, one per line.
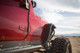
<box><xmin>50</xmin><ymin>38</ymin><xmax>72</xmax><ymax>53</ymax></box>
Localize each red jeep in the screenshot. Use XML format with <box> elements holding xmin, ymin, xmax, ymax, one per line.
<box><xmin>0</xmin><ymin>0</ymin><xmax>72</xmax><ymax>53</ymax></box>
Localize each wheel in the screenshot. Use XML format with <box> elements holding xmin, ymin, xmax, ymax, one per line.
<box><xmin>50</xmin><ymin>38</ymin><xmax>72</xmax><ymax>53</ymax></box>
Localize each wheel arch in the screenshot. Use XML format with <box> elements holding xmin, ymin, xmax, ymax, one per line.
<box><xmin>41</xmin><ymin>23</ymin><xmax>56</xmax><ymax>45</ymax></box>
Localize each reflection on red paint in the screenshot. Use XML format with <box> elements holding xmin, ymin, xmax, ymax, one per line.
<box><xmin>0</xmin><ymin>0</ymin><xmax>47</xmax><ymax>42</ymax></box>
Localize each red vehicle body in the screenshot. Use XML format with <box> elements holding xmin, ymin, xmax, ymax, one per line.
<box><xmin>0</xmin><ymin>0</ymin><xmax>55</xmax><ymax>53</ymax></box>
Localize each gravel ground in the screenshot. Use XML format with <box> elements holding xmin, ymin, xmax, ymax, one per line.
<box><xmin>66</xmin><ymin>36</ymin><xmax>80</xmax><ymax>53</ymax></box>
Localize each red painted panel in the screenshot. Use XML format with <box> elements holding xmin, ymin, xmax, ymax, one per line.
<box><xmin>0</xmin><ymin>0</ymin><xmax>47</xmax><ymax>42</ymax></box>
<box><xmin>0</xmin><ymin>0</ymin><xmax>28</xmax><ymax>41</ymax></box>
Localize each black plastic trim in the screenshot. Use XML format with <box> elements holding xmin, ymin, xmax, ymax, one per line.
<box><xmin>41</xmin><ymin>23</ymin><xmax>55</xmax><ymax>44</ymax></box>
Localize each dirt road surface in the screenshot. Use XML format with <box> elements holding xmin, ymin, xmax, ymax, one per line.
<box><xmin>66</xmin><ymin>36</ymin><xmax>80</xmax><ymax>53</ymax></box>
